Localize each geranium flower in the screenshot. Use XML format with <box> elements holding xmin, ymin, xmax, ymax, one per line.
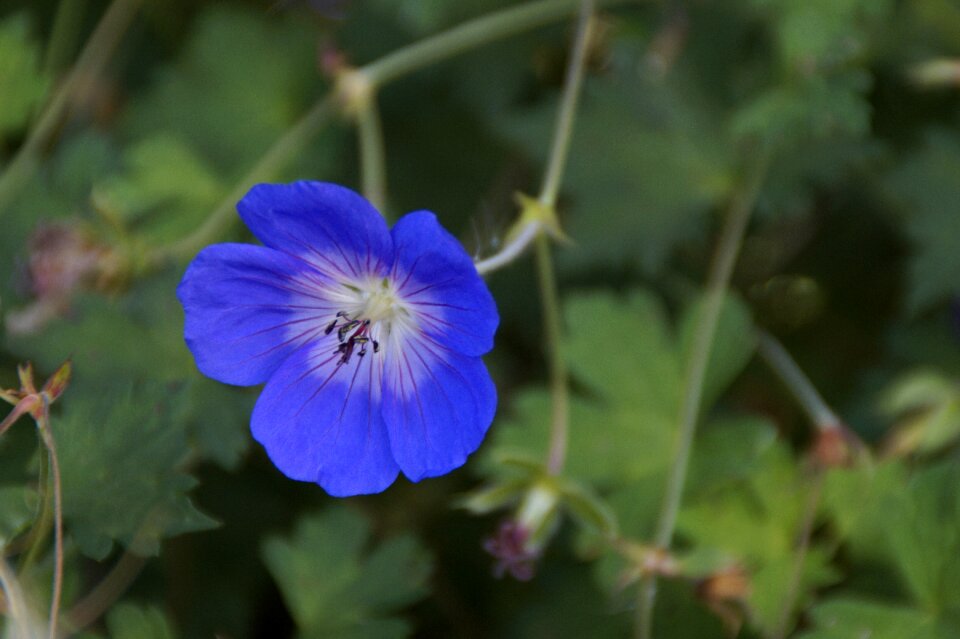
<box><xmin>177</xmin><ymin>182</ymin><xmax>498</xmax><ymax>496</ymax></box>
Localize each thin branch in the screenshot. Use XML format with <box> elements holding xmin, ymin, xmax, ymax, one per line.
<box><xmin>0</xmin><ymin>555</ymin><xmax>40</xmax><ymax>639</ymax></box>
<box><xmin>535</xmin><ymin>0</ymin><xmax>596</xmax><ymax>475</ymax></box>
<box><xmin>364</xmin><ymin>0</ymin><xmax>625</xmax><ymax>87</ymax></box>
<box><xmin>356</xmin><ymin>97</ymin><xmax>388</xmax><ymax>214</ymax></box>
<box><xmin>636</xmin><ymin>149</ymin><xmax>770</xmax><ymax>639</ymax></box>
<box><xmin>771</xmin><ymin>471</ymin><xmax>825</xmax><ymax>639</ymax></box>
<box><xmin>757</xmin><ymin>330</ymin><xmax>842</xmax><ymax>431</ymax></box>
<box><xmin>474</xmin><ymin>220</ymin><xmax>542</xmax><ymax>275</ymax></box>
<box><xmin>149</xmin><ymin>0</ymin><xmax>635</xmax><ymax>267</ymax></box>
<box><xmin>0</xmin><ymin>0</ymin><xmax>142</xmax><ymax>217</ymax></box>
<box><xmin>65</xmin><ymin>550</ymin><xmax>147</xmax><ymax>635</ymax></box>
<box><xmin>146</xmin><ymin>94</ymin><xmax>338</xmax><ymax>266</ymax></box>
<box><xmin>37</xmin><ymin>398</ymin><xmax>64</xmax><ymax>639</ymax></box>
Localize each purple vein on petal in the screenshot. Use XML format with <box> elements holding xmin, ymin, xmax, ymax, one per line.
<box><xmin>234</xmin><ymin>325</ymin><xmax>325</xmax><ymax>366</ymax></box>
<box><xmin>225</xmin><ymin>313</ymin><xmax>330</xmax><ymax>344</ymax></box>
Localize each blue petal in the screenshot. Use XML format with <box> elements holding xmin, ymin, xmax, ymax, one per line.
<box><xmin>177</xmin><ymin>243</ymin><xmax>336</xmax><ymax>386</ymax></box>
<box><xmin>251</xmin><ymin>341</ymin><xmax>399</xmax><ymax>496</ymax></box>
<box><xmin>381</xmin><ymin>334</ymin><xmax>496</xmax><ymax>482</ymax></box>
<box><xmin>390</xmin><ymin>211</ymin><xmax>498</xmax><ymax>357</ymax></box>
<box><xmin>238</xmin><ymin>181</ymin><xmax>393</xmax><ymax>279</ymax></box>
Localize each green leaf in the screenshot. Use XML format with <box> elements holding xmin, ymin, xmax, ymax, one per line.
<box><xmin>56</xmin><ymin>383</ymin><xmax>216</xmax><ymax>559</ymax></box>
<box><xmin>123</xmin><ymin>7</ymin><xmax>322</xmax><ymax>179</ymax></box>
<box><xmin>0</xmin><ymin>14</ymin><xmax>49</xmax><ymax>138</ymax></box>
<box><xmin>885</xmin><ymin>131</ymin><xmax>960</xmax><ymax>313</ymax></box>
<box><xmin>487</xmin><ymin>289</ymin><xmax>755</xmax><ymax>489</ymax></box>
<box><xmin>679</xmin><ymin>443</ymin><xmax>840</xmax><ymax>633</ymax></box>
<box><xmin>262</xmin><ymin>507</ymin><xmax>432</xmax><ymax>639</ymax></box>
<box><xmin>106</xmin><ymin>604</ymin><xmax>178</xmax><ymax>639</ymax></box>
<box><xmin>0</xmin><ymin>484</ymin><xmax>35</xmax><ymax>546</ymax></box>
<box><xmin>799</xmin><ymin>598</ymin><xmax>955</xmax><ymax>639</ymax></box>
<box><xmin>8</xmin><ymin>274</ymin><xmax>195</xmax><ymax>382</ymax></box>
<box><xmin>499</xmin><ymin>69</ymin><xmax>732</xmax><ymax>274</ymax></box>
<box><xmin>93</xmin><ymin>135</ymin><xmax>225</xmax><ymax>243</ymax></box>
<box><xmin>678</xmin><ymin>292</ymin><xmax>757</xmax><ymax>410</ymax></box>
<box><xmin>749</xmin><ymin>0</ymin><xmax>893</xmax><ymax>68</ymax></box>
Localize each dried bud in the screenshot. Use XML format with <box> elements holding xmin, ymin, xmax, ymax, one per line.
<box><xmin>811</xmin><ymin>424</ymin><xmax>864</xmax><ymax>468</ymax></box>
<box><xmin>483</xmin><ymin>520</ymin><xmax>540</xmax><ymax>581</ymax></box>
<box><xmin>695</xmin><ymin>564</ymin><xmax>751</xmax><ymax>637</ymax></box>
<box><xmin>6</xmin><ymin>223</ymin><xmax>121</xmax><ymax>335</ymax></box>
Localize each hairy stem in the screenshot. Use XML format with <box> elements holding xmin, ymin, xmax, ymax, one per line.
<box><xmin>357</xmin><ymin>97</ymin><xmax>388</xmax><ymax>214</ymax></box>
<box><xmin>636</xmin><ymin>150</ymin><xmax>770</xmax><ymax>639</ymax></box>
<box><xmin>37</xmin><ymin>399</ymin><xmax>64</xmax><ymax>639</ymax></box>
<box><xmin>0</xmin><ymin>0</ymin><xmax>141</xmax><ymax>217</ymax></box>
<box><xmin>758</xmin><ymin>330</ymin><xmax>841</xmax><ymax>431</ymax></box>
<box><xmin>474</xmin><ymin>220</ymin><xmax>542</xmax><ymax>275</ymax></box>
<box><xmin>539</xmin><ymin>0</ymin><xmax>595</xmax><ymax>474</ymax></box>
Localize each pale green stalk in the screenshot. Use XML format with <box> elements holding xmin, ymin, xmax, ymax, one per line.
<box><xmin>758</xmin><ymin>330</ymin><xmax>841</xmax><ymax>431</ymax></box>
<box><xmin>357</xmin><ymin>98</ymin><xmax>388</xmax><ymax>214</ymax></box>
<box><xmin>152</xmin><ymin>0</ymin><xmax>632</xmax><ymax>266</ymax></box>
<box><xmin>636</xmin><ymin>151</ymin><xmax>770</xmax><ymax>639</ymax></box>
<box><xmin>538</xmin><ymin>0</ymin><xmax>595</xmax><ymax>474</ymax></box>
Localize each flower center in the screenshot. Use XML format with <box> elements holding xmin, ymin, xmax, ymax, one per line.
<box><xmin>322</xmin><ymin>277</ymin><xmax>412</xmax><ymax>365</ymax></box>
<box><xmin>359</xmin><ymin>280</ymin><xmax>399</xmax><ymax>323</ymax></box>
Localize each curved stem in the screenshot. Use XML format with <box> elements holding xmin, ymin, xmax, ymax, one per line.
<box><xmin>757</xmin><ymin>331</ymin><xmax>841</xmax><ymax>431</ymax></box>
<box><xmin>537</xmin><ymin>0</ymin><xmax>595</xmax><ymax>474</ymax></box>
<box><xmin>65</xmin><ymin>550</ymin><xmax>147</xmax><ymax>635</ymax></box>
<box><xmin>474</xmin><ymin>220</ymin><xmax>542</xmax><ymax>275</ymax></box>
<box><xmin>0</xmin><ymin>0</ymin><xmax>142</xmax><ymax>217</ymax></box>
<box><xmin>37</xmin><ymin>399</ymin><xmax>63</xmax><ymax>639</ymax></box>
<box><xmin>150</xmin><ymin>0</ymin><xmax>634</xmax><ymax>266</ymax></box>
<box><xmin>356</xmin><ymin>97</ymin><xmax>388</xmax><ymax>214</ymax></box>
<box><xmin>364</xmin><ymin>0</ymin><xmax>621</xmax><ymax>88</ymax></box>
<box><xmin>0</xmin><ymin>556</ymin><xmax>38</xmax><ymax>639</ymax></box>
<box><xmin>636</xmin><ymin>150</ymin><xmax>770</xmax><ymax>639</ymax></box>
<box><xmin>146</xmin><ymin>95</ymin><xmax>338</xmax><ymax>266</ymax></box>
<box><xmin>539</xmin><ymin>6</ymin><xmax>594</xmax><ymax>209</ymax></box>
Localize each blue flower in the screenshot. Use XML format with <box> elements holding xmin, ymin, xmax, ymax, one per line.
<box><xmin>177</xmin><ymin>182</ymin><xmax>498</xmax><ymax>496</ymax></box>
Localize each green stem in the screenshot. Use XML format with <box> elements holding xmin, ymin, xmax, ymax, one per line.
<box><xmin>757</xmin><ymin>330</ymin><xmax>841</xmax><ymax>431</ymax></box>
<box><xmin>17</xmin><ymin>435</ymin><xmax>52</xmax><ymax>572</ymax></box>
<box><xmin>364</xmin><ymin>0</ymin><xmax>619</xmax><ymax>88</ymax></box>
<box><xmin>0</xmin><ymin>0</ymin><xmax>141</xmax><ymax>218</ymax></box>
<box><xmin>474</xmin><ymin>220</ymin><xmax>542</xmax><ymax>275</ymax></box>
<box><xmin>37</xmin><ymin>399</ymin><xmax>64</xmax><ymax>639</ymax></box>
<box><xmin>43</xmin><ymin>0</ymin><xmax>90</xmax><ymax>77</ymax></box>
<box><xmin>539</xmin><ymin>4</ymin><xmax>594</xmax><ymax>209</ymax></box>
<box><xmin>65</xmin><ymin>550</ymin><xmax>147</xmax><ymax>635</ymax></box>
<box><xmin>356</xmin><ymin>97</ymin><xmax>388</xmax><ymax>214</ymax></box>
<box><xmin>636</xmin><ymin>150</ymin><xmax>770</xmax><ymax>639</ymax></box>
<box><xmin>537</xmin><ymin>234</ymin><xmax>570</xmax><ymax>475</ymax></box>
<box><xmin>146</xmin><ymin>95</ymin><xmax>338</xmax><ymax>266</ymax></box>
<box><xmin>538</xmin><ymin>0</ymin><xmax>595</xmax><ymax>474</ymax></box>
<box><xmin>0</xmin><ymin>557</ymin><xmax>36</xmax><ymax>639</ymax></box>
<box><xmin>151</xmin><ymin>0</ymin><xmax>633</xmax><ymax>265</ymax></box>
<box><xmin>771</xmin><ymin>471</ymin><xmax>824</xmax><ymax>639</ymax></box>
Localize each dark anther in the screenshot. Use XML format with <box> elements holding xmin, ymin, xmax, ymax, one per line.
<box><xmin>324</xmin><ymin>319</ymin><xmax>338</xmax><ymax>335</ymax></box>
<box><xmin>372</xmin><ymin>340</ymin><xmax>380</xmax><ymax>353</ymax></box>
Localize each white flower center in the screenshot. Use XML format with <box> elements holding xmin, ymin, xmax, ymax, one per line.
<box><xmin>357</xmin><ymin>278</ymin><xmax>400</xmax><ymax>323</ymax></box>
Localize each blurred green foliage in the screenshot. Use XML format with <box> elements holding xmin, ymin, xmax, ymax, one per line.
<box><xmin>0</xmin><ymin>0</ymin><xmax>959</xmax><ymax>638</ymax></box>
